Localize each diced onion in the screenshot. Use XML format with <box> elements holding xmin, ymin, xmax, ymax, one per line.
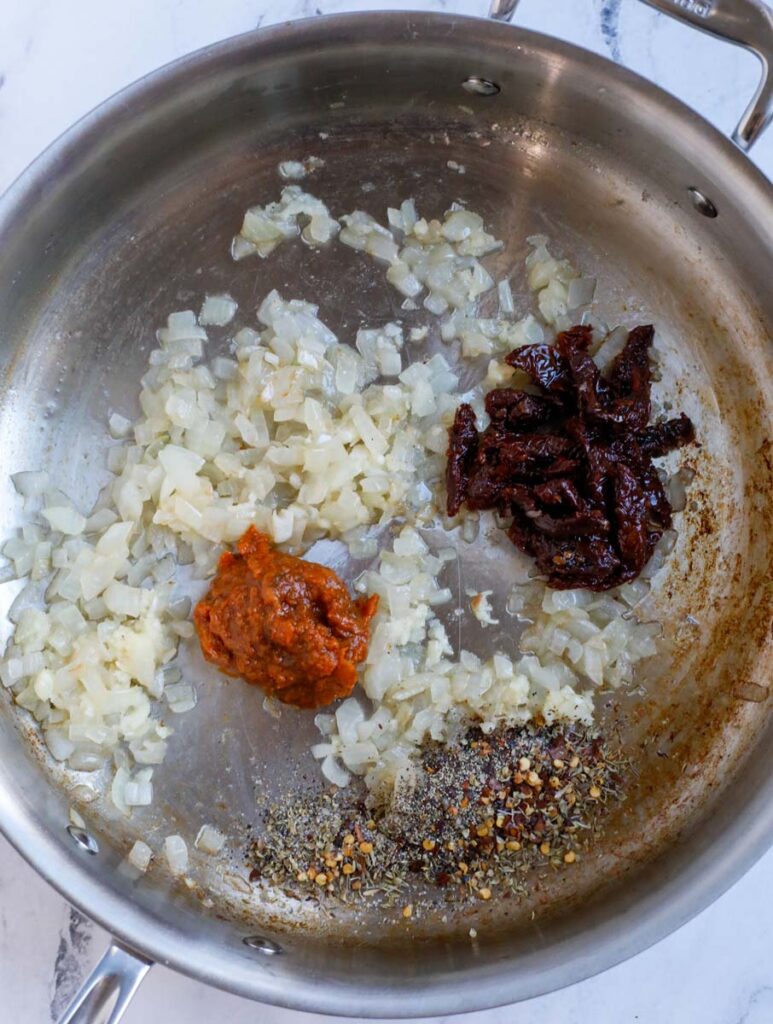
<box><xmin>497</xmin><ymin>279</ymin><xmax>515</xmax><ymax>316</ymax></box>
<box><xmin>199</xmin><ymin>294</ymin><xmax>238</xmax><ymax>327</ymax></box>
<box><xmin>128</xmin><ymin>839</ymin><xmax>153</xmax><ymax>871</ymax></box>
<box><xmin>11</xmin><ymin>470</ymin><xmax>50</xmax><ymax>498</ymax></box>
<box><xmin>163</xmin><ymin>835</ymin><xmax>189</xmax><ymax>875</ymax></box>
<box><xmin>567</xmin><ymin>276</ymin><xmax>597</xmax><ymax>309</ymax></box>
<box><xmin>109</xmin><ymin>413</ymin><xmax>132</xmax><ymax>439</ymax></box>
<box><xmin>42</xmin><ymin>507</ymin><xmax>86</xmax><ymax>536</ymax></box>
<box><xmin>195</xmin><ymin>824</ymin><xmax>225</xmax><ymax>855</ymax></box>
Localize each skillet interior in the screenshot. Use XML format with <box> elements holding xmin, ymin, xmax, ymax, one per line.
<box><xmin>0</xmin><ymin>13</ymin><xmax>770</xmax><ymax>1016</ymax></box>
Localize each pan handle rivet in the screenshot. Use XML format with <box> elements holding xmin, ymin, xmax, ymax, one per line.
<box><xmin>687</xmin><ymin>187</ymin><xmax>718</xmax><ymax>218</ymax></box>
<box><xmin>66</xmin><ymin>824</ymin><xmax>99</xmax><ymax>855</ymax></box>
<box><xmin>243</xmin><ymin>935</ymin><xmax>283</xmax><ymax>955</ymax></box>
<box><xmin>462</xmin><ymin>76</ymin><xmax>501</xmax><ymax>96</ymax></box>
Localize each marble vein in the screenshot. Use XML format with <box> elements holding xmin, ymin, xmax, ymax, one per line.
<box><xmin>48</xmin><ymin>907</ymin><xmax>94</xmax><ymax>1022</ymax></box>
<box><xmin>598</xmin><ymin>0</ymin><xmax>623</xmax><ymax>62</ymax></box>
<box><xmin>735</xmin><ymin>985</ymin><xmax>773</xmax><ymax>1024</ymax></box>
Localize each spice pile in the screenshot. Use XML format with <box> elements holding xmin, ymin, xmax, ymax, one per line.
<box><xmin>246</xmin><ymin>724</ymin><xmax>627</xmax><ymax>910</ymax></box>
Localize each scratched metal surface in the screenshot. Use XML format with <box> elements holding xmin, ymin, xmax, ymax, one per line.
<box><xmin>0</xmin><ymin>11</ymin><xmax>770</xmax><ymax>1017</ymax></box>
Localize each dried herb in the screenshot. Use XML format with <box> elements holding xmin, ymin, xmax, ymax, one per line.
<box><xmin>245</xmin><ymin>723</ymin><xmax>628</xmax><ymax>907</ymax></box>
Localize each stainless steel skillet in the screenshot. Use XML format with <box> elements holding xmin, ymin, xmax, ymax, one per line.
<box><xmin>0</xmin><ymin>1</ymin><xmax>771</xmax><ymax>1020</ymax></box>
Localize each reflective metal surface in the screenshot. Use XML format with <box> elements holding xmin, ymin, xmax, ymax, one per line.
<box><xmin>58</xmin><ymin>943</ymin><xmax>152</xmax><ymax>1024</ymax></box>
<box><xmin>0</xmin><ymin>11</ymin><xmax>771</xmax><ymax>1019</ymax></box>
<box><xmin>641</xmin><ymin>0</ymin><xmax>773</xmax><ymax>150</ymax></box>
<box><xmin>488</xmin><ymin>0</ymin><xmax>520</xmax><ymax>22</ymax></box>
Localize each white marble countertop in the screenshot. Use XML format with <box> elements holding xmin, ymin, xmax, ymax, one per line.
<box><xmin>0</xmin><ymin>1</ymin><xmax>771</xmax><ymax>1021</ymax></box>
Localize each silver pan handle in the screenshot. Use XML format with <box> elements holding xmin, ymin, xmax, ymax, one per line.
<box><xmin>488</xmin><ymin>0</ymin><xmax>773</xmax><ymax>151</ymax></box>
<box><xmin>639</xmin><ymin>0</ymin><xmax>773</xmax><ymax>150</ymax></box>
<box><xmin>56</xmin><ymin>941</ymin><xmax>152</xmax><ymax>1024</ymax></box>
<box><xmin>489</xmin><ymin>0</ymin><xmax>520</xmax><ymax>20</ymax></box>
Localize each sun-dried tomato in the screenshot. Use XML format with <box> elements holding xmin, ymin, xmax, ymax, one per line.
<box><xmin>446</xmin><ymin>324</ymin><xmax>696</xmax><ymax>590</ymax></box>
<box><xmin>446</xmin><ymin>404</ymin><xmax>480</xmax><ymax>516</ymax></box>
